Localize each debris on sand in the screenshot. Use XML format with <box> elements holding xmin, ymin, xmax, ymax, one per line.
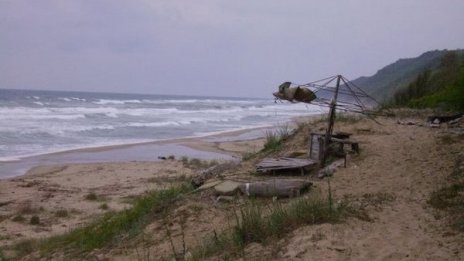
<box><xmin>238</xmin><ymin>179</ymin><xmax>312</xmax><ymax>198</ymax></box>
<box><xmin>191</xmin><ymin>162</ymin><xmax>238</xmax><ymax>188</ymax></box>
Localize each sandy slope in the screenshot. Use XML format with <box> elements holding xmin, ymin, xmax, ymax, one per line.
<box><xmin>1</xmin><ymin>114</ymin><xmax>463</xmax><ymax>260</ymax></box>
<box><xmin>277</xmin><ymin>117</ymin><xmax>463</xmax><ymax>260</ymax></box>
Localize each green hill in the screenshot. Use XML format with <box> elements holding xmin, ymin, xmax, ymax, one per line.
<box><xmin>394</xmin><ymin>50</ymin><xmax>464</xmax><ymax>111</ymax></box>
<box><xmin>352</xmin><ymin>49</ymin><xmax>464</xmax><ymax>105</ymax></box>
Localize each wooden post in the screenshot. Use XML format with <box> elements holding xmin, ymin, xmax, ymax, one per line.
<box><xmin>309</xmin><ymin>132</ymin><xmax>314</xmax><ymax>158</ymax></box>
<box><xmin>320</xmin><ymin>75</ymin><xmax>341</xmax><ymax>167</ymax></box>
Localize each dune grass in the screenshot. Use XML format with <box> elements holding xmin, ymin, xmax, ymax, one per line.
<box><xmin>7</xmin><ymin>184</ymin><xmax>192</xmax><ymax>259</ymax></box>
<box><xmin>190</xmin><ymin>193</ymin><xmax>348</xmax><ymax>260</ymax></box>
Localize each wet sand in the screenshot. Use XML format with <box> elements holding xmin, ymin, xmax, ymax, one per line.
<box><xmin>0</xmin><ymin>125</ymin><xmax>278</xmax><ymax>179</ymax></box>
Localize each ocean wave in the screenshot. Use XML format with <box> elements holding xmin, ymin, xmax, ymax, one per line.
<box><xmin>0</xmin><ymin>107</ymin><xmax>86</xmax><ymax>120</ymax></box>
<box><xmin>127</xmin><ymin>121</ymin><xmax>183</xmax><ymax>127</ymax></box>
<box><xmin>140</xmin><ymin>98</ymin><xmax>258</xmax><ymax>105</ymax></box>
<box><xmin>93</xmin><ymin>99</ymin><xmax>143</xmax><ymax>105</ymax></box>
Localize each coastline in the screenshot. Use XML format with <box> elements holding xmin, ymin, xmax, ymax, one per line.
<box><xmin>0</xmin><ymin>115</ymin><xmax>323</xmax><ymax>179</ymax></box>
<box><xmin>1</xmin><ymin>112</ymin><xmax>463</xmax><ymax>260</ymax></box>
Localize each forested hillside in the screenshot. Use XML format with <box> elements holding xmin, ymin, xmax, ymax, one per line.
<box><xmin>351</xmin><ymin>49</ymin><xmax>464</xmax><ymax>104</ymax></box>
<box><xmin>392</xmin><ymin>50</ymin><xmax>464</xmax><ymax>111</ymax></box>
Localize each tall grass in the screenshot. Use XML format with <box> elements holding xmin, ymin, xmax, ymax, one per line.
<box><xmin>261</xmin><ymin>125</ymin><xmax>292</xmax><ymax>153</ymax></box>
<box><xmin>190</xmin><ymin>194</ymin><xmax>346</xmax><ymax>260</ymax></box>
<box><xmin>8</xmin><ymin>184</ymin><xmax>192</xmax><ymax>259</ymax></box>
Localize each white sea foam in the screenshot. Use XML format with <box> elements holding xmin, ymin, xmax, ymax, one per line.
<box><xmin>0</xmin><ymin>90</ymin><xmax>323</xmax><ymax>165</ymax></box>
<box><xmin>94</xmin><ymin>99</ymin><xmax>143</xmax><ymax>105</ymax></box>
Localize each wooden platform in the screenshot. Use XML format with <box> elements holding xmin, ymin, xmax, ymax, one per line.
<box><xmin>256</xmin><ymin>157</ymin><xmax>318</xmax><ymax>174</ymax></box>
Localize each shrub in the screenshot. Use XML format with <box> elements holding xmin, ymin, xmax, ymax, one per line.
<box><xmin>84</xmin><ymin>193</ymin><xmax>98</xmax><ymax>201</ymax></box>
<box><xmin>29</xmin><ymin>216</ymin><xmax>40</xmax><ymax>225</ymax></box>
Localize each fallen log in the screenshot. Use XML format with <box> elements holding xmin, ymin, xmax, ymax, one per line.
<box><xmin>238</xmin><ymin>179</ymin><xmax>312</xmax><ymax>198</ymax></box>
<box><xmin>191</xmin><ymin>161</ymin><xmax>238</xmax><ymax>188</ymax></box>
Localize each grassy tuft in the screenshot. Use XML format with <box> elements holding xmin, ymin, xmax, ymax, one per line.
<box><xmin>181</xmin><ymin>157</ymin><xmax>218</xmax><ymax>170</ymax></box>
<box><xmin>261</xmin><ymin>125</ymin><xmax>293</xmax><ymax>153</ymax></box>
<box><xmin>99</xmin><ymin>203</ymin><xmax>109</xmax><ymax>210</ymax></box>
<box><xmin>262</xmin><ymin>131</ymin><xmax>283</xmax><ymax>153</ymax></box>
<box><xmin>428</xmin><ymin>183</ymin><xmax>464</xmax><ymax>210</ymax></box>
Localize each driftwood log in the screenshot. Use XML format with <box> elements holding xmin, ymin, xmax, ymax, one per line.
<box><xmin>191</xmin><ymin>162</ymin><xmax>238</xmax><ymax>188</ymax></box>
<box><xmin>238</xmin><ymin>179</ymin><xmax>312</xmax><ymax>198</ymax></box>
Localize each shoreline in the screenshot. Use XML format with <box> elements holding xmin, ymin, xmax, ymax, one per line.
<box><xmin>0</xmin><ymin>124</ymin><xmax>274</xmax><ymax>179</ymax></box>
<box><xmin>0</xmin><ymin>114</ymin><xmax>324</xmax><ymax>179</ymax></box>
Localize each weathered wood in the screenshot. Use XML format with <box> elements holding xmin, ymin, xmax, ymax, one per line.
<box><xmin>309</xmin><ymin>132</ymin><xmax>359</xmax><ymax>161</ymax></box>
<box><xmin>238</xmin><ymin>179</ymin><xmax>312</xmax><ymax>197</ymax></box>
<box><xmin>191</xmin><ymin>162</ymin><xmax>238</xmax><ymax>188</ymax></box>
<box><xmin>330</xmin><ymin>137</ymin><xmax>359</xmax><ymax>153</ymax></box>
<box><xmin>256</xmin><ymin>158</ymin><xmax>317</xmax><ymax>173</ymax></box>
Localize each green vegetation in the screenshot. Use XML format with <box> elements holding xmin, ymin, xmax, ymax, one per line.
<box><xmin>262</xmin><ymin>131</ymin><xmax>283</xmax><ymax>152</ymax></box>
<box><xmin>190</xmin><ymin>194</ymin><xmax>349</xmax><ymax>260</ymax></box>
<box><xmin>241</xmin><ymin>125</ymin><xmax>293</xmax><ymax>161</ymax></box>
<box><xmin>29</xmin><ymin>216</ymin><xmax>40</xmax><ymax>225</ymax></box>
<box><xmin>99</xmin><ymin>203</ymin><xmax>109</xmax><ymax>210</ymax></box>
<box><xmin>7</xmin><ymin>184</ymin><xmax>192</xmax><ymax>259</ymax></box>
<box><xmin>181</xmin><ymin>157</ymin><xmax>218</xmax><ymax>170</ymax></box>
<box><xmin>84</xmin><ymin>192</ymin><xmax>98</xmax><ymax>201</ymax></box>
<box><xmin>390</xmin><ymin>50</ymin><xmax>464</xmax><ymax>111</ymax></box>
<box><xmin>353</xmin><ymin>50</ymin><xmax>461</xmax><ymax>101</ymax></box>
<box><xmin>262</xmin><ymin>125</ymin><xmax>291</xmax><ymax>153</ymax></box>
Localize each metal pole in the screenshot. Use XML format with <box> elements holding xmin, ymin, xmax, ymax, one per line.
<box><xmin>321</xmin><ymin>75</ymin><xmax>341</xmax><ymax>167</ymax></box>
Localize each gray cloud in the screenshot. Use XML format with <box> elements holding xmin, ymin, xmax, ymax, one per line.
<box><xmin>1</xmin><ymin>0</ymin><xmax>463</xmax><ymax>97</ymax></box>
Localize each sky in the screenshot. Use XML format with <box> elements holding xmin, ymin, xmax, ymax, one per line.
<box><xmin>1</xmin><ymin>1</ymin><xmax>463</xmax><ymax>98</ymax></box>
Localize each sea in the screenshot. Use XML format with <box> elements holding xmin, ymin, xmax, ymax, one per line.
<box><xmin>0</xmin><ymin>89</ymin><xmax>323</xmax><ymax>163</ymax></box>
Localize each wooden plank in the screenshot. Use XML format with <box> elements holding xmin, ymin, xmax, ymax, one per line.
<box><xmin>256</xmin><ymin>157</ymin><xmax>318</xmax><ymax>172</ymax></box>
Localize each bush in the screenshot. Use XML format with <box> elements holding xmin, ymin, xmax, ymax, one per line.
<box><xmin>29</xmin><ymin>216</ymin><xmax>40</xmax><ymax>225</ymax></box>
<box><xmin>84</xmin><ymin>193</ymin><xmax>98</xmax><ymax>201</ymax></box>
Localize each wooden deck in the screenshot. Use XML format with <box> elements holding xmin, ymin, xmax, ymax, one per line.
<box><xmin>256</xmin><ymin>157</ymin><xmax>318</xmax><ymax>174</ymax></box>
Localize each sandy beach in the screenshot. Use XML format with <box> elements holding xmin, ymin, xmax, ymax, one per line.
<box><xmin>0</xmin><ymin>125</ymin><xmax>273</xmax><ymax>248</ymax></box>
<box><xmin>0</xmin><ymin>113</ymin><xmax>463</xmax><ymax>260</ymax></box>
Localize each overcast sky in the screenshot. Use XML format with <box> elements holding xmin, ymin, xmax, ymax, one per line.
<box><xmin>1</xmin><ymin>1</ymin><xmax>463</xmax><ymax>98</ymax></box>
